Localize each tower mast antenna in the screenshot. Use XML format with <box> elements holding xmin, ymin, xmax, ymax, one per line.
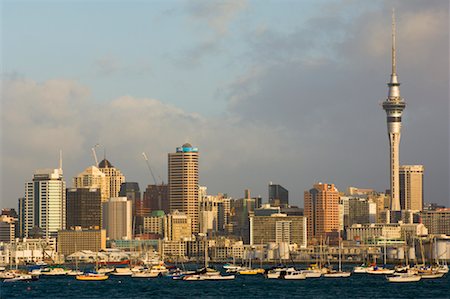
<box><xmin>392</xmin><ymin>8</ymin><xmax>396</xmax><ymax>75</ymax></box>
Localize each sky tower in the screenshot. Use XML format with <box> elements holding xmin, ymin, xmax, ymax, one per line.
<box><xmin>382</xmin><ymin>9</ymin><xmax>406</xmax><ymax>211</ymax></box>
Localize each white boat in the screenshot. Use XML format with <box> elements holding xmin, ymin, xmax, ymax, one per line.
<box><xmin>4</xmin><ymin>274</ymin><xmax>33</xmax><ymax>282</ymax></box>
<box><xmin>419</xmin><ymin>271</ymin><xmax>445</xmax><ymax>279</ymax></box>
<box><xmin>0</xmin><ymin>271</ymin><xmax>16</xmax><ymax>279</ymax></box>
<box><xmin>367</xmin><ymin>267</ymin><xmax>395</xmax><ymax>275</ymax></box>
<box><xmin>67</xmin><ymin>270</ymin><xmax>84</xmax><ymax>276</ymax></box>
<box><xmin>301</xmin><ymin>270</ymin><xmax>322</xmax><ymax>278</ymax></box>
<box><xmin>323</xmin><ymin>271</ymin><xmax>352</xmax><ymax>278</ymax></box>
<box><xmin>203</xmin><ymin>274</ymin><xmax>235</xmax><ymax>280</ymax></box>
<box><xmin>131</xmin><ymin>270</ymin><xmax>159</xmax><ymax>278</ymax></box>
<box><xmin>284</xmin><ymin>270</ymin><xmax>306</xmax><ymax>280</ymax></box>
<box><xmin>353</xmin><ymin>265</ymin><xmax>373</xmax><ymax>273</ymax></box>
<box><xmin>183</xmin><ymin>274</ymin><xmax>205</xmax><ymax>281</ymax></box>
<box><xmin>387</xmin><ymin>273</ymin><xmax>421</xmax><ymax>283</ymax></box>
<box><xmin>41</xmin><ymin>267</ymin><xmax>69</xmax><ymax>276</ymax></box>
<box><xmin>111</xmin><ymin>267</ymin><xmax>133</xmax><ymax>276</ymax></box>
<box><xmin>97</xmin><ymin>267</ymin><xmax>114</xmax><ymax>274</ymax></box>
<box><xmin>437</xmin><ymin>265</ymin><xmax>449</xmax><ymax>274</ymax></box>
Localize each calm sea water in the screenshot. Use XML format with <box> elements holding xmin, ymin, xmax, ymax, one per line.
<box><xmin>1</xmin><ymin>265</ymin><xmax>449</xmax><ymax>299</ymax></box>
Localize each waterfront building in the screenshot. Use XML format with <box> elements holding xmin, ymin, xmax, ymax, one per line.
<box><xmin>0</xmin><ymin>215</ymin><xmax>16</xmax><ymax>242</ymax></box>
<box><xmin>73</xmin><ymin>166</ymin><xmax>109</xmax><ymax>202</ymax></box>
<box><xmin>268</xmin><ymin>183</ymin><xmax>289</xmax><ymax>208</ymax></box>
<box><xmin>346</xmin><ymin>223</ymin><xmax>428</xmax><ymax>243</ymax></box>
<box><xmin>3</xmin><ymin>238</ymin><xmax>58</xmax><ymax>264</ymax></box>
<box><xmin>142</xmin><ymin>184</ymin><xmax>169</xmax><ymax>215</ymax></box>
<box><xmin>164</xmin><ymin>210</ymin><xmax>192</xmax><ymax>241</ymax></box>
<box><xmin>98</xmin><ymin>158</ymin><xmax>126</xmax><ymax>199</ymax></box>
<box><xmin>304</xmin><ymin>183</ymin><xmax>340</xmax><ymax>242</ymax></box>
<box><xmin>399</xmin><ymin>165</ymin><xmax>424</xmax><ymax>211</ymax></box>
<box><xmin>162</xmin><ymin>240</ymin><xmax>186</xmax><ymax>259</ymax></box>
<box><xmin>102</xmin><ymin>197</ymin><xmax>132</xmax><ymax>240</ymax></box>
<box><xmin>143</xmin><ymin>210</ymin><xmax>165</xmax><ymax>238</ymax></box>
<box><xmin>66</xmin><ymin>188</ymin><xmax>101</xmax><ymax>229</ymax></box>
<box><xmin>168</xmin><ymin>143</ymin><xmax>199</xmax><ymax>234</ymax></box>
<box><xmin>420</xmin><ymin>209</ymin><xmax>450</xmax><ymax>236</ymax></box>
<box><xmin>24</xmin><ymin>168</ymin><xmax>66</xmax><ymax>238</ymax></box>
<box><xmin>250</xmin><ymin>213</ymin><xmax>307</xmax><ymax>248</ymax></box>
<box><xmin>57</xmin><ymin>227</ymin><xmax>106</xmax><ymax>257</ymax></box>
<box><xmin>381</xmin><ymin>11</ymin><xmax>406</xmax><ymax>213</ymax></box>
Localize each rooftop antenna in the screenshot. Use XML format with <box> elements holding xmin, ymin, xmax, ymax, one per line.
<box><xmin>59</xmin><ymin>149</ymin><xmax>63</xmax><ymax>174</ymax></box>
<box><xmin>391</xmin><ymin>8</ymin><xmax>396</xmax><ymax>75</ymax></box>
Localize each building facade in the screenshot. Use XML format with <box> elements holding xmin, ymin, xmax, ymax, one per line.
<box><xmin>57</xmin><ymin>228</ymin><xmax>106</xmax><ymax>257</ymax></box>
<box><xmin>102</xmin><ymin>197</ymin><xmax>132</xmax><ymax>240</ymax></box>
<box><xmin>304</xmin><ymin>183</ymin><xmax>340</xmax><ymax>242</ymax></box>
<box><xmin>399</xmin><ymin>165</ymin><xmax>424</xmax><ymax>211</ymax></box>
<box><xmin>168</xmin><ymin>143</ymin><xmax>199</xmax><ymax>234</ymax></box>
<box><xmin>98</xmin><ymin>159</ymin><xmax>126</xmax><ymax>199</ymax></box>
<box><xmin>164</xmin><ymin>211</ymin><xmax>192</xmax><ymax>241</ymax></box>
<box><xmin>268</xmin><ymin>183</ymin><xmax>289</xmax><ymax>207</ymax></box>
<box><xmin>73</xmin><ymin>166</ymin><xmax>109</xmax><ymax>202</ymax></box>
<box><xmin>420</xmin><ymin>209</ymin><xmax>450</xmax><ymax>236</ymax></box>
<box><xmin>142</xmin><ymin>184</ymin><xmax>169</xmax><ymax>215</ymax></box>
<box><xmin>24</xmin><ymin>168</ymin><xmax>66</xmax><ymax>238</ymax></box>
<box><xmin>66</xmin><ymin>188</ymin><xmax>102</xmax><ymax>229</ymax></box>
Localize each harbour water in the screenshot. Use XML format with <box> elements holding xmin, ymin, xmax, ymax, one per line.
<box><xmin>2</xmin><ymin>265</ymin><xmax>449</xmax><ymax>298</ymax></box>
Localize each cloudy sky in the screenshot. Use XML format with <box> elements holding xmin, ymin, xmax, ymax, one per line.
<box><xmin>1</xmin><ymin>0</ymin><xmax>449</xmax><ymax>209</ymax></box>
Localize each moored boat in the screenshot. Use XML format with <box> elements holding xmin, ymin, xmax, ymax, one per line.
<box><xmin>387</xmin><ymin>273</ymin><xmax>421</xmax><ymax>283</ymax></box>
<box><xmin>76</xmin><ymin>273</ymin><xmax>109</xmax><ymax>281</ymax></box>
<box><xmin>284</xmin><ymin>270</ymin><xmax>306</xmax><ymax>280</ymax></box>
<box><xmin>323</xmin><ymin>271</ymin><xmax>352</xmax><ymax>278</ymax></box>
<box><xmin>3</xmin><ymin>274</ymin><xmax>34</xmax><ymax>282</ymax></box>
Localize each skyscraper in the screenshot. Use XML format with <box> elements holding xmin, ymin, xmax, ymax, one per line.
<box><xmin>66</xmin><ymin>188</ymin><xmax>102</xmax><ymax>229</ymax></box>
<box><xmin>268</xmin><ymin>183</ymin><xmax>289</xmax><ymax>207</ymax></box>
<box><xmin>73</xmin><ymin>166</ymin><xmax>109</xmax><ymax>202</ymax></box>
<box><xmin>382</xmin><ymin>10</ymin><xmax>406</xmax><ymax>212</ymax></box>
<box><xmin>168</xmin><ymin>143</ymin><xmax>199</xmax><ymax>234</ymax></box>
<box><xmin>102</xmin><ymin>197</ymin><xmax>132</xmax><ymax>240</ymax></box>
<box><xmin>304</xmin><ymin>183</ymin><xmax>340</xmax><ymax>242</ymax></box>
<box><xmin>98</xmin><ymin>158</ymin><xmax>126</xmax><ymax>199</ymax></box>
<box><xmin>24</xmin><ymin>168</ymin><xmax>66</xmax><ymax>238</ymax></box>
<box><xmin>399</xmin><ymin>165</ymin><xmax>424</xmax><ymax>211</ymax></box>
<box><xmin>142</xmin><ymin>184</ymin><xmax>169</xmax><ymax>214</ymax></box>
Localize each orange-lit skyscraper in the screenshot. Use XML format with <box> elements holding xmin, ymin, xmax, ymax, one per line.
<box><xmin>304</xmin><ymin>183</ymin><xmax>340</xmax><ymax>242</ymax></box>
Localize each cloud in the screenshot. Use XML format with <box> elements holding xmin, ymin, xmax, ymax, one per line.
<box><xmin>93</xmin><ymin>56</ymin><xmax>152</xmax><ymax>76</ymax></box>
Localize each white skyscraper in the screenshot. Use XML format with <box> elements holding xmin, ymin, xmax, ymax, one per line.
<box><xmin>382</xmin><ymin>10</ymin><xmax>406</xmax><ymax>212</ymax></box>
<box><xmin>24</xmin><ymin>168</ymin><xmax>66</xmax><ymax>238</ymax></box>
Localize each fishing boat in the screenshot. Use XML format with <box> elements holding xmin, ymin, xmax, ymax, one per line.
<box><xmin>387</xmin><ymin>273</ymin><xmax>421</xmax><ymax>283</ymax></box>
<box><xmin>76</xmin><ymin>273</ymin><xmax>109</xmax><ymax>281</ymax></box>
<box><xmin>284</xmin><ymin>270</ymin><xmax>306</xmax><ymax>280</ymax></box>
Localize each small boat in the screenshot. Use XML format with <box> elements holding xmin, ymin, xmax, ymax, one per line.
<box><xmin>266</xmin><ymin>267</ymin><xmax>296</xmax><ymax>279</ymax></box>
<box><xmin>419</xmin><ymin>271</ymin><xmax>445</xmax><ymax>279</ymax></box>
<box><xmin>238</xmin><ymin>268</ymin><xmax>265</xmax><ymax>275</ymax></box>
<box><xmin>323</xmin><ymin>271</ymin><xmax>351</xmax><ymax>278</ymax></box>
<box><xmin>437</xmin><ymin>265</ymin><xmax>449</xmax><ymax>274</ymax></box>
<box><xmin>183</xmin><ymin>274</ymin><xmax>205</xmax><ymax>281</ymax></box>
<box><xmin>0</xmin><ymin>271</ymin><xmax>16</xmax><ymax>279</ymax></box>
<box><xmin>41</xmin><ymin>267</ymin><xmax>69</xmax><ymax>276</ymax></box>
<box><xmin>4</xmin><ymin>274</ymin><xmax>34</xmax><ymax>282</ymax></box>
<box><xmin>366</xmin><ymin>266</ymin><xmax>395</xmax><ymax>275</ymax></box>
<box><xmin>387</xmin><ymin>273</ymin><xmax>421</xmax><ymax>283</ymax></box>
<box><xmin>76</xmin><ymin>273</ymin><xmax>109</xmax><ymax>281</ymax></box>
<box><xmin>67</xmin><ymin>270</ymin><xmax>84</xmax><ymax>276</ymax></box>
<box><xmin>97</xmin><ymin>267</ymin><xmax>114</xmax><ymax>274</ymax></box>
<box><xmin>284</xmin><ymin>270</ymin><xmax>306</xmax><ymax>280</ymax></box>
<box><xmin>131</xmin><ymin>270</ymin><xmax>159</xmax><ymax>278</ymax></box>
<box><xmin>353</xmin><ymin>265</ymin><xmax>373</xmax><ymax>274</ymax></box>
<box><xmin>111</xmin><ymin>267</ymin><xmax>133</xmax><ymax>276</ymax></box>
<box><xmin>203</xmin><ymin>274</ymin><xmax>235</xmax><ymax>281</ymax></box>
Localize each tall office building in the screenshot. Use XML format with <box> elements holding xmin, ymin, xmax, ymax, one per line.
<box><xmin>142</xmin><ymin>184</ymin><xmax>169</xmax><ymax>215</ymax></box>
<box><xmin>18</xmin><ymin>197</ymin><xmax>25</xmax><ymax>237</ymax></box>
<box><xmin>304</xmin><ymin>183</ymin><xmax>340</xmax><ymax>242</ymax></box>
<box><xmin>268</xmin><ymin>183</ymin><xmax>289</xmax><ymax>207</ymax></box>
<box><xmin>102</xmin><ymin>197</ymin><xmax>132</xmax><ymax>240</ymax></box>
<box><xmin>382</xmin><ymin>11</ymin><xmax>406</xmax><ymax>212</ymax></box>
<box><xmin>24</xmin><ymin>168</ymin><xmax>66</xmax><ymax>238</ymax></box>
<box><xmin>164</xmin><ymin>210</ymin><xmax>192</xmax><ymax>241</ymax></box>
<box><xmin>399</xmin><ymin>165</ymin><xmax>424</xmax><ymax>211</ymax></box>
<box><xmin>168</xmin><ymin>143</ymin><xmax>199</xmax><ymax>234</ymax></box>
<box><xmin>66</xmin><ymin>188</ymin><xmax>102</xmax><ymax>229</ymax></box>
<box><xmin>98</xmin><ymin>158</ymin><xmax>126</xmax><ymax>199</ymax></box>
<box><xmin>73</xmin><ymin>166</ymin><xmax>109</xmax><ymax>202</ymax></box>
<box><xmin>119</xmin><ymin>182</ymin><xmax>141</xmax><ymax>215</ymax></box>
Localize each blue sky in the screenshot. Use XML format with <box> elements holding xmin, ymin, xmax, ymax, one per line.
<box><xmin>1</xmin><ymin>0</ymin><xmax>448</xmax><ymax>208</ymax></box>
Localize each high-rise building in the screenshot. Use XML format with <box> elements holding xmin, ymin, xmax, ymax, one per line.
<box><xmin>164</xmin><ymin>211</ymin><xmax>192</xmax><ymax>241</ymax></box>
<box><xmin>304</xmin><ymin>183</ymin><xmax>340</xmax><ymax>242</ymax></box>
<box><xmin>102</xmin><ymin>197</ymin><xmax>132</xmax><ymax>240</ymax></box>
<box><xmin>57</xmin><ymin>228</ymin><xmax>106</xmax><ymax>257</ymax></box>
<box><xmin>0</xmin><ymin>215</ymin><xmax>16</xmax><ymax>242</ymax></box>
<box><xmin>18</xmin><ymin>197</ymin><xmax>26</xmax><ymax>237</ymax></box>
<box><xmin>399</xmin><ymin>165</ymin><xmax>424</xmax><ymax>211</ymax></box>
<box><xmin>66</xmin><ymin>188</ymin><xmax>102</xmax><ymax>229</ymax></box>
<box><xmin>250</xmin><ymin>213</ymin><xmax>307</xmax><ymax>248</ymax></box>
<box><xmin>168</xmin><ymin>143</ymin><xmax>199</xmax><ymax>234</ymax></box>
<box><xmin>233</xmin><ymin>190</ymin><xmax>259</xmax><ymax>244</ymax></box>
<box><xmin>24</xmin><ymin>168</ymin><xmax>66</xmax><ymax>238</ymax></box>
<box><xmin>382</xmin><ymin>11</ymin><xmax>406</xmax><ymax>212</ymax></box>
<box><xmin>142</xmin><ymin>184</ymin><xmax>169</xmax><ymax>215</ymax></box>
<box><xmin>420</xmin><ymin>209</ymin><xmax>450</xmax><ymax>235</ymax></box>
<box><xmin>98</xmin><ymin>158</ymin><xmax>126</xmax><ymax>199</ymax></box>
<box><xmin>218</xmin><ymin>197</ymin><xmax>232</xmax><ymax>233</ymax></box>
<box><xmin>268</xmin><ymin>183</ymin><xmax>289</xmax><ymax>207</ymax></box>
<box><xmin>73</xmin><ymin>166</ymin><xmax>109</xmax><ymax>202</ymax></box>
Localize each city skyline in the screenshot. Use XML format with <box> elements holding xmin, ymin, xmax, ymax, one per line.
<box><xmin>1</xmin><ymin>1</ymin><xmax>449</xmax><ymax>208</ymax></box>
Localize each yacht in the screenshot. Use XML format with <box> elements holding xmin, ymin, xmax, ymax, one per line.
<box><xmin>284</xmin><ymin>270</ymin><xmax>306</xmax><ymax>280</ymax></box>
<box><xmin>366</xmin><ymin>266</ymin><xmax>395</xmax><ymax>275</ymax></box>
<box><xmin>387</xmin><ymin>273</ymin><xmax>421</xmax><ymax>283</ymax></box>
<box><xmin>353</xmin><ymin>264</ymin><xmax>373</xmax><ymax>274</ymax></box>
<box><xmin>76</xmin><ymin>273</ymin><xmax>109</xmax><ymax>281</ymax></box>
<box><xmin>111</xmin><ymin>267</ymin><xmax>133</xmax><ymax>276</ymax></box>
<box><xmin>3</xmin><ymin>274</ymin><xmax>34</xmax><ymax>282</ymax></box>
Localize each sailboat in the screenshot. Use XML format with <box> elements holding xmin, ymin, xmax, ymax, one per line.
<box><xmin>76</xmin><ymin>237</ymin><xmax>109</xmax><ymax>281</ymax></box>
<box><xmin>367</xmin><ymin>237</ymin><xmax>394</xmax><ymax>275</ymax></box>
<box><xmin>323</xmin><ymin>231</ymin><xmax>351</xmax><ymax>278</ymax></box>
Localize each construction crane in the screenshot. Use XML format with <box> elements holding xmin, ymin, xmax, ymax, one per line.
<box><xmin>91</xmin><ymin>144</ymin><xmax>100</xmax><ymax>166</ymax></box>
<box><xmin>142</xmin><ymin>152</ymin><xmax>158</xmax><ymax>185</ymax></box>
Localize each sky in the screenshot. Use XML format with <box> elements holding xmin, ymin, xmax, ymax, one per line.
<box><xmin>1</xmin><ymin>0</ymin><xmax>449</xmax><ymax>209</ymax></box>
